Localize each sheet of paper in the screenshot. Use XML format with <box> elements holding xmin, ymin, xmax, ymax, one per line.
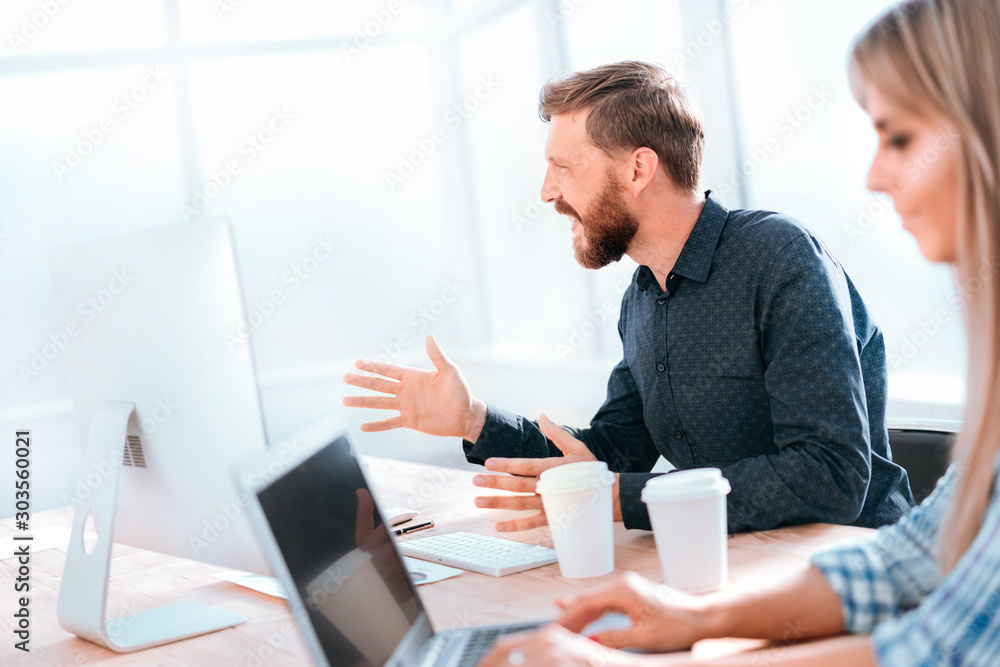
<box><xmin>402</xmin><ymin>556</ymin><xmax>463</xmax><ymax>585</ymax></box>
<box><xmin>216</xmin><ymin>557</ymin><xmax>462</xmax><ymax>599</ymax></box>
<box><xmin>215</xmin><ymin>570</ymin><xmax>288</xmax><ymax>598</ymax></box>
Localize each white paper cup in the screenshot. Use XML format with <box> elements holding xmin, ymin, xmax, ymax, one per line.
<box><xmin>641</xmin><ymin>468</ymin><xmax>731</xmax><ymax>593</ymax></box>
<box><xmin>304</xmin><ymin>548</ymin><xmax>410</xmax><ymax>664</ymax></box>
<box><xmin>536</xmin><ymin>461</ymin><xmax>616</xmax><ymax>578</ymax></box>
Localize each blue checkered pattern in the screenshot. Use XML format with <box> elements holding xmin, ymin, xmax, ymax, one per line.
<box><xmin>813</xmin><ymin>463</ymin><xmax>1000</xmax><ymax>665</ymax></box>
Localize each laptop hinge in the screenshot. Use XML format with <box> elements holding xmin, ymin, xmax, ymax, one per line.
<box><xmin>386</xmin><ymin>612</ymin><xmax>436</xmax><ymax>667</ymax></box>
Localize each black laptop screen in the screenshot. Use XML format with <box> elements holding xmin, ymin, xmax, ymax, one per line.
<box><xmin>257</xmin><ymin>436</ymin><xmax>422</xmax><ymax>666</ymax></box>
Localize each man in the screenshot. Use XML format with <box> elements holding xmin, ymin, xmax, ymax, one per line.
<box><xmin>344</xmin><ymin>61</ymin><xmax>913</xmax><ymax>533</ymax></box>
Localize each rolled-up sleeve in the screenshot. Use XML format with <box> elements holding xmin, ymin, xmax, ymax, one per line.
<box><xmin>870</xmin><ymin>469</ymin><xmax>1000</xmax><ymax>665</ymax></box>
<box><xmin>811</xmin><ymin>466</ymin><xmax>952</xmax><ymax>634</ymax></box>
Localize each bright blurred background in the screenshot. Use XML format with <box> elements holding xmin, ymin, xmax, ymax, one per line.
<box><xmin>0</xmin><ymin>0</ymin><xmax>965</xmax><ymax>516</ymax></box>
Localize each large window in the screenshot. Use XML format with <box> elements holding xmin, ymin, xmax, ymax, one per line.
<box><xmin>722</xmin><ymin>0</ymin><xmax>965</xmax><ymax>410</ymax></box>
<box><xmin>1</xmin><ymin>0</ymin><xmax>962</xmax><ymax>516</ymax></box>
<box><xmin>0</xmin><ymin>0</ymin><xmax>691</xmax><ymax>409</ymax></box>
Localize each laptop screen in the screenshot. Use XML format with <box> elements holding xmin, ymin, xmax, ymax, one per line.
<box><xmin>256</xmin><ymin>436</ymin><xmax>423</xmax><ymax>666</ymax></box>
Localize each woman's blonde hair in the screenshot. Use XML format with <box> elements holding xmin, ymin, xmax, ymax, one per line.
<box><xmin>850</xmin><ymin>0</ymin><xmax>1000</xmax><ymax>572</ymax></box>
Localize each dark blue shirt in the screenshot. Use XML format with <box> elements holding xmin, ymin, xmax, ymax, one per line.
<box><xmin>464</xmin><ymin>192</ymin><xmax>913</xmax><ymax>532</ymax></box>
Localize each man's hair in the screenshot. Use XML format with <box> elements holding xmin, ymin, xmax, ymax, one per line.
<box><xmin>538</xmin><ymin>61</ymin><xmax>705</xmax><ymax>193</ymax></box>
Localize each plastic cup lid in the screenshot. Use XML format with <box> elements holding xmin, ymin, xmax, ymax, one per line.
<box><xmin>641</xmin><ymin>468</ymin><xmax>731</xmax><ymax>503</ymax></box>
<box><xmin>536</xmin><ymin>461</ymin><xmax>614</xmax><ymax>495</ymax></box>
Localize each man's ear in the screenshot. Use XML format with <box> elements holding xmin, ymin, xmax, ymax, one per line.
<box><xmin>629</xmin><ymin>147</ymin><xmax>659</xmax><ymax>194</ymax></box>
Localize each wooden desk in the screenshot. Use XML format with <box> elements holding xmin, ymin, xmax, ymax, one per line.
<box><xmin>1</xmin><ymin>457</ymin><xmax>874</xmax><ymax>665</ymax></box>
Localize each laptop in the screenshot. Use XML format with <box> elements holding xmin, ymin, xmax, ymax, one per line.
<box><xmin>234</xmin><ymin>416</ymin><xmax>547</xmax><ymax>667</ymax></box>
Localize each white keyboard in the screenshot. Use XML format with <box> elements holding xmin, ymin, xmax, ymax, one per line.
<box><xmin>398</xmin><ymin>531</ymin><xmax>558</xmax><ymax>577</ymax></box>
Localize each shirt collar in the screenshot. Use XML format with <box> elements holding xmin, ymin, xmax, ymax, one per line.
<box><xmin>636</xmin><ymin>190</ymin><xmax>729</xmax><ymax>292</ymax></box>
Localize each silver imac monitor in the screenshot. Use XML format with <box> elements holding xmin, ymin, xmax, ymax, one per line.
<box><xmin>47</xmin><ymin>218</ymin><xmax>272</xmax><ymax>651</ymax></box>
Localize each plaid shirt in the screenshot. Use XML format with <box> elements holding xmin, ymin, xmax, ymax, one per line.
<box><xmin>812</xmin><ymin>463</ymin><xmax>1000</xmax><ymax>665</ymax></box>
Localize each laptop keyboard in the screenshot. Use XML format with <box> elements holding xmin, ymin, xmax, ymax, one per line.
<box><xmin>399</xmin><ymin>532</ymin><xmax>558</xmax><ymax>577</ymax></box>
<box><xmin>456</xmin><ymin>623</ymin><xmax>540</xmax><ymax>667</ymax></box>
<box><xmin>417</xmin><ymin>624</ymin><xmax>539</xmax><ymax>667</ymax></box>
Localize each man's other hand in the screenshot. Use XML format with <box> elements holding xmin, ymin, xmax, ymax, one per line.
<box><xmin>473</xmin><ymin>414</ymin><xmax>621</xmax><ymax>532</ymax></box>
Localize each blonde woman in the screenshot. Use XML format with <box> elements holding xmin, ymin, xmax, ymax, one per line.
<box><xmin>482</xmin><ymin>0</ymin><xmax>1000</xmax><ymax>664</ymax></box>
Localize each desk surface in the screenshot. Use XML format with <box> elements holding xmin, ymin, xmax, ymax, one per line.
<box><xmin>1</xmin><ymin>457</ymin><xmax>874</xmax><ymax>665</ymax></box>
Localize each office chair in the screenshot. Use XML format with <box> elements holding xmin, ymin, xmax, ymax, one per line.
<box><xmin>887</xmin><ymin>420</ymin><xmax>961</xmax><ymax>504</ymax></box>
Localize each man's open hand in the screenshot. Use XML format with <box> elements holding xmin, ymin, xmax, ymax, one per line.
<box><xmin>343</xmin><ymin>335</ymin><xmax>487</xmax><ymax>441</ymax></box>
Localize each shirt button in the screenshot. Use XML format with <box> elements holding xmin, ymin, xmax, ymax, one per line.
<box><xmin>657</xmin><ymin>363</ymin><xmax>665</xmax><ymax>372</ymax></box>
<box><xmin>675</xmin><ymin>431</ymin><xmax>684</xmax><ymax>439</ymax></box>
<box><xmin>657</xmin><ymin>298</ymin><xmax>666</xmax><ymax>305</ymax></box>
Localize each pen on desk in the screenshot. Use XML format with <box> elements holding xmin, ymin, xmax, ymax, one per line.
<box><xmin>394</xmin><ymin>521</ymin><xmax>434</xmax><ymax>536</ymax></box>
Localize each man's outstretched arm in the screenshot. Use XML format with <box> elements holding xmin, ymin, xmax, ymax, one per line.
<box><xmin>343</xmin><ymin>331</ymin><xmax>661</xmax><ymax>531</ymax></box>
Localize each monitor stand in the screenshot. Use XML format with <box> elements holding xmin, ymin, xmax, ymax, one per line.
<box><xmin>56</xmin><ymin>401</ymin><xmax>248</xmax><ymax>652</ymax></box>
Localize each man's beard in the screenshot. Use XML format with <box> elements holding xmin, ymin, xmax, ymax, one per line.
<box><xmin>555</xmin><ymin>174</ymin><xmax>640</xmax><ymax>270</ymax></box>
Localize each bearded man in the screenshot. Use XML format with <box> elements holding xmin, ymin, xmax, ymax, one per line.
<box><xmin>344</xmin><ymin>61</ymin><xmax>914</xmax><ymax>534</ymax></box>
